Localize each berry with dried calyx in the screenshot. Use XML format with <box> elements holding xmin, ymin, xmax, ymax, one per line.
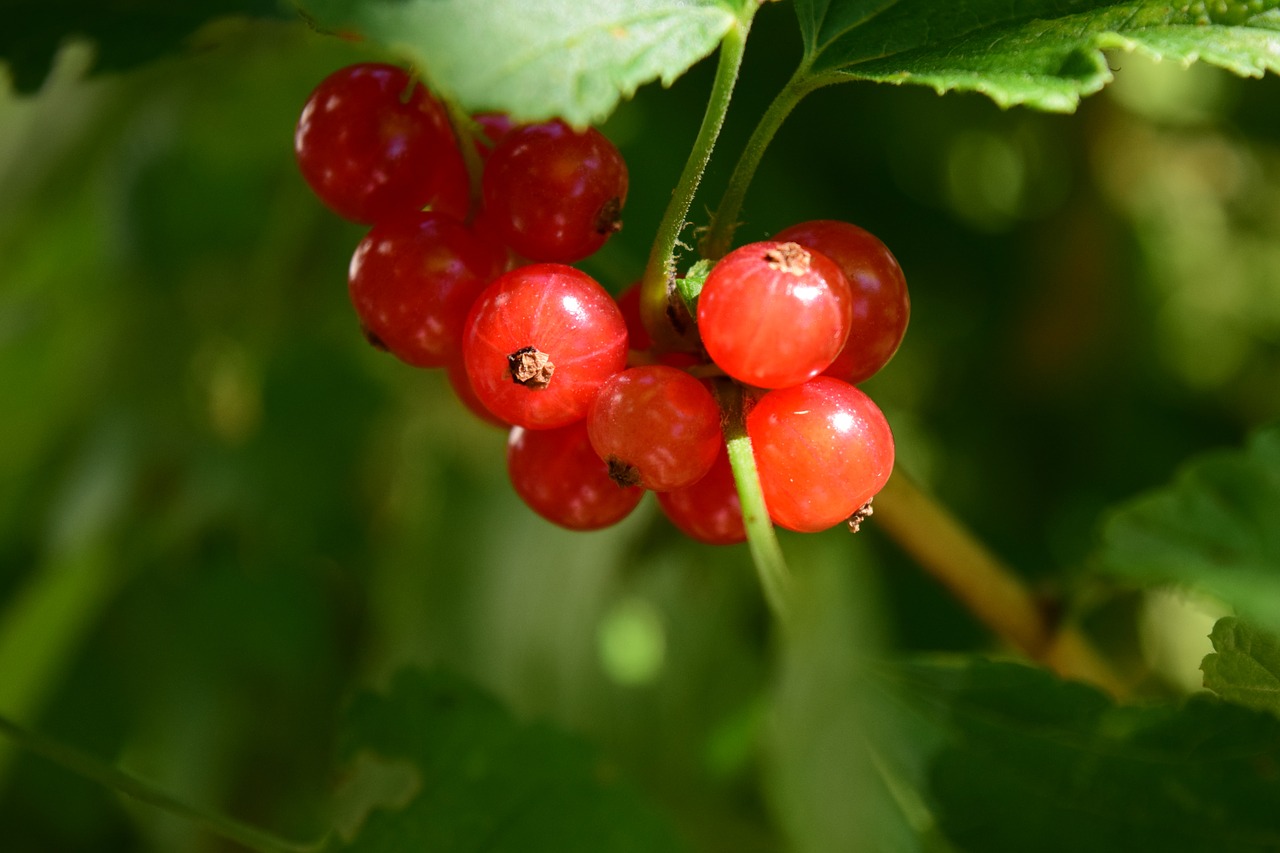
<box><xmin>482</xmin><ymin>120</ymin><xmax>628</xmax><ymax>263</ymax></box>
<box><xmin>697</xmin><ymin>241</ymin><xmax>853</xmax><ymax>389</ymax></box>
<box><xmin>774</xmin><ymin>220</ymin><xmax>909</xmax><ymax>384</ymax></box>
<box><xmin>587</xmin><ymin>365</ymin><xmax>721</xmax><ymax>492</ymax></box>
<box><xmin>507</xmin><ymin>421</ymin><xmax>645</xmax><ymax>530</ymax></box>
<box><xmin>463</xmin><ymin>263</ymin><xmax>628</xmax><ymax>429</ymax></box>
<box><xmin>746</xmin><ymin>376</ymin><xmax>894</xmax><ymax>533</ymax></box>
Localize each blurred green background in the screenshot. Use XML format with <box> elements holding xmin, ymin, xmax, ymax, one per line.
<box><xmin>3</xmin><ymin>4</ymin><xmax>1280</xmax><ymax>850</ymax></box>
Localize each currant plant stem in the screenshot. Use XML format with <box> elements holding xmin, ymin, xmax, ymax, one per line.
<box><xmin>700</xmin><ymin>66</ymin><xmax>835</xmax><ymax>261</ymax></box>
<box><xmin>639</xmin><ymin>11</ymin><xmax>753</xmax><ymax>350</ymax></box>
<box><xmin>0</xmin><ymin>712</ymin><xmax>322</xmax><ymax>853</ymax></box>
<box><xmin>873</xmin><ymin>472</ymin><xmax>1128</xmax><ymax>697</ymax></box>
<box><xmin>716</xmin><ymin>381</ymin><xmax>792</xmax><ymax>625</ymax></box>
<box><xmin>681</xmin><ymin>49</ymin><xmax>1125</xmax><ymax>691</ymax></box>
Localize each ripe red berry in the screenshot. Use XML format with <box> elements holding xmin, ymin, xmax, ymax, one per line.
<box><xmin>294</xmin><ymin>63</ymin><xmax>468</xmax><ymax>223</ymax></box>
<box><xmin>470</xmin><ymin>207</ymin><xmax>516</xmax><ymax>272</ymax></box>
<box><xmin>348</xmin><ymin>212</ymin><xmax>505</xmax><ymax>368</ymax></box>
<box><xmin>615</xmin><ymin>283</ymin><xmax>653</xmax><ymax>352</ymax></box>
<box><xmin>507</xmin><ymin>421</ymin><xmax>645</xmax><ymax>530</ymax></box>
<box><xmin>463</xmin><ymin>264</ymin><xmax>628</xmax><ymax>429</ymax></box>
<box><xmin>773</xmin><ymin>220</ymin><xmax>909</xmax><ymax>383</ymax></box>
<box><xmin>656</xmin><ymin>445</ymin><xmax>745</xmax><ymax>545</ymax></box>
<box><xmin>446</xmin><ymin>360</ymin><xmax>509</xmax><ymax>428</ymax></box>
<box><xmin>697</xmin><ymin>241</ymin><xmax>853</xmax><ymax>389</ymax></box>
<box><xmin>746</xmin><ymin>377</ymin><xmax>893</xmax><ymax>533</ymax></box>
<box><xmin>616</xmin><ymin>283</ymin><xmax>703</xmax><ymax>369</ymax></box>
<box><xmin>481</xmin><ymin>120</ymin><xmax>628</xmax><ymax>262</ymax></box>
<box><xmin>587</xmin><ymin>366</ymin><xmax>721</xmax><ymax>491</ymax></box>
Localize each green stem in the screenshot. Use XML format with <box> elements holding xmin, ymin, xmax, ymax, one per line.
<box><xmin>0</xmin><ymin>713</ymin><xmax>324</xmax><ymax>853</ymax></box>
<box><xmin>873</xmin><ymin>472</ymin><xmax>1128</xmax><ymax>696</ymax></box>
<box><xmin>699</xmin><ymin>67</ymin><xmax>835</xmax><ymax>261</ymax></box>
<box><xmin>639</xmin><ymin>11</ymin><xmax>754</xmax><ymax>350</ymax></box>
<box><xmin>716</xmin><ymin>381</ymin><xmax>792</xmax><ymax>625</ymax></box>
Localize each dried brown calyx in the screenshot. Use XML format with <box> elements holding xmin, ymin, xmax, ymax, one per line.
<box><xmin>847</xmin><ymin>499</ymin><xmax>874</xmax><ymax>533</ymax></box>
<box><xmin>361</xmin><ymin>325</ymin><xmax>389</xmax><ymax>352</ymax></box>
<box><xmin>595</xmin><ymin>196</ymin><xmax>624</xmax><ymax>235</ymax></box>
<box><xmin>764</xmin><ymin>242</ymin><xmax>811</xmax><ymax>276</ymax></box>
<box><xmin>606</xmin><ymin>457</ymin><xmax>641</xmax><ymax>488</ymax></box>
<box><xmin>507</xmin><ymin>346</ymin><xmax>555</xmax><ymax>388</ymax></box>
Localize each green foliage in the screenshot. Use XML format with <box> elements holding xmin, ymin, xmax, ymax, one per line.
<box><xmin>1099</xmin><ymin>426</ymin><xmax>1280</xmax><ymax>630</ymax></box>
<box><xmin>1203</xmin><ymin>617</ymin><xmax>1280</xmax><ymax>716</ymax></box>
<box><xmin>881</xmin><ymin>658</ymin><xmax>1280</xmax><ymax>852</ymax></box>
<box><xmin>295</xmin><ymin>0</ymin><xmax>740</xmax><ymax>126</ymax></box>
<box><xmin>3</xmin><ymin>1</ymin><xmax>1280</xmax><ymax>851</ymax></box>
<box><xmin>795</xmin><ymin>0</ymin><xmax>1280</xmax><ymax>110</ymax></box>
<box><xmin>331</xmin><ymin>668</ymin><xmax>687</xmax><ymax>852</ymax></box>
<box><xmin>0</xmin><ymin>0</ymin><xmax>288</xmax><ymax>91</ymax></box>
<box><xmin>676</xmin><ymin>259</ymin><xmax>713</xmax><ymax>315</ymax></box>
<box><xmin>767</xmin><ymin>552</ymin><xmax>938</xmax><ymax>853</ymax></box>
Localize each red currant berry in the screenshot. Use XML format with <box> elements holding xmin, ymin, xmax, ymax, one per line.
<box><xmin>746</xmin><ymin>377</ymin><xmax>893</xmax><ymax>533</ymax></box>
<box><xmin>348</xmin><ymin>211</ymin><xmax>505</xmax><ymax>368</ymax></box>
<box><xmin>697</xmin><ymin>241</ymin><xmax>853</xmax><ymax>389</ymax></box>
<box><xmin>481</xmin><ymin>120</ymin><xmax>628</xmax><ymax>262</ymax></box>
<box><xmin>656</xmin><ymin>445</ymin><xmax>745</xmax><ymax>545</ymax></box>
<box><xmin>463</xmin><ymin>264</ymin><xmax>628</xmax><ymax>429</ymax></box>
<box><xmin>616</xmin><ymin>283</ymin><xmax>653</xmax><ymax>352</ymax></box>
<box><xmin>587</xmin><ymin>366</ymin><xmax>721</xmax><ymax>491</ymax></box>
<box><xmin>294</xmin><ymin>63</ymin><xmax>468</xmax><ymax>223</ymax></box>
<box><xmin>773</xmin><ymin>220</ymin><xmax>909</xmax><ymax>383</ymax></box>
<box><xmin>470</xmin><ymin>207</ymin><xmax>516</xmax><ymax>272</ymax></box>
<box><xmin>508</xmin><ymin>421</ymin><xmax>644</xmax><ymax>530</ymax></box>
<box><xmin>446</xmin><ymin>360</ymin><xmax>509</xmax><ymax>428</ymax></box>
<box><xmin>617</xmin><ymin>283</ymin><xmax>703</xmax><ymax>368</ymax></box>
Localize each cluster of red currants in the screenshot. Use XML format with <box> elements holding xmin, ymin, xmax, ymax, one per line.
<box><xmin>294</xmin><ymin>63</ymin><xmax>908</xmax><ymax>545</ymax></box>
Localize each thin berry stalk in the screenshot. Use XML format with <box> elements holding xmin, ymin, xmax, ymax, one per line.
<box><xmin>700</xmin><ymin>67</ymin><xmax>836</xmax><ymax>261</ymax></box>
<box><xmin>715</xmin><ymin>380</ymin><xmax>792</xmax><ymax>626</ymax></box>
<box><xmin>639</xmin><ymin>10</ymin><xmax>754</xmax><ymax>350</ymax></box>
<box><xmin>0</xmin><ymin>712</ymin><xmax>321</xmax><ymax>853</ymax></box>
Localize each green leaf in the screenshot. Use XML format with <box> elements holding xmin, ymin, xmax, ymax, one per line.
<box><xmin>793</xmin><ymin>0</ymin><xmax>1280</xmax><ymax>111</ymax></box>
<box><xmin>295</xmin><ymin>0</ymin><xmax>738</xmax><ymax>126</ymax></box>
<box><xmin>886</xmin><ymin>658</ymin><xmax>1280</xmax><ymax>852</ymax></box>
<box><xmin>332</xmin><ymin>667</ymin><xmax>686</xmax><ymax>852</ymax></box>
<box><xmin>1097</xmin><ymin>425</ymin><xmax>1280</xmax><ymax>629</ymax></box>
<box><xmin>1202</xmin><ymin>616</ymin><xmax>1280</xmax><ymax>717</ymax></box>
<box><xmin>0</xmin><ymin>0</ymin><xmax>288</xmax><ymax>93</ymax></box>
<box><xmin>676</xmin><ymin>258</ymin><xmax>713</xmax><ymax>315</ymax></box>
